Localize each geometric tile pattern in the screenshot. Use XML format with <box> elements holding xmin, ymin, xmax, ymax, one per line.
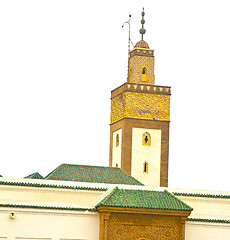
<box><xmin>108</xmin><ymin>212</ymin><xmax>181</xmax><ymax>240</ymax></box>
<box><xmin>111</xmin><ymin>91</ymin><xmax>170</xmax><ymax>124</ymax></box>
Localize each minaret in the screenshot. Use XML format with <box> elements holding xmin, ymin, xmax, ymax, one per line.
<box><xmin>109</xmin><ymin>8</ymin><xmax>171</xmax><ymax>187</ymax></box>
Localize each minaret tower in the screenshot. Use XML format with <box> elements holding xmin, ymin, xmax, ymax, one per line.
<box><xmin>109</xmin><ymin>9</ymin><xmax>171</xmax><ymax>187</ymax></box>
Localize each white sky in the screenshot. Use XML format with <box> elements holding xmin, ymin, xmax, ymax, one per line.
<box><xmin>0</xmin><ymin>0</ymin><xmax>229</xmax><ymax>191</ymax></box>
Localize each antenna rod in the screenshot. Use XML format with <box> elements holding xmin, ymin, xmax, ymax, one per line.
<box><xmin>122</xmin><ymin>14</ymin><xmax>132</xmax><ymax>82</ymax></box>
<box><xmin>128</xmin><ymin>14</ymin><xmax>131</xmax><ymax>55</ymax></box>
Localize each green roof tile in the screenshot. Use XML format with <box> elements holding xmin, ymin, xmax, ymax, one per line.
<box><xmin>96</xmin><ymin>187</ymin><xmax>193</xmax><ymax>211</ymax></box>
<box><xmin>45</xmin><ymin>164</ymin><xmax>143</xmax><ymax>186</ymax></box>
<box><xmin>173</xmin><ymin>192</ymin><xmax>230</xmax><ymax>199</ymax></box>
<box><xmin>0</xmin><ymin>203</ymin><xmax>96</xmax><ymax>212</ymax></box>
<box><xmin>25</xmin><ymin>172</ymin><xmax>44</xmax><ymax>179</ymax></box>
<box><xmin>187</xmin><ymin>218</ymin><xmax>230</xmax><ymax>224</ymax></box>
<box><xmin>0</xmin><ymin>180</ymin><xmax>107</xmax><ymax>191</ymax></box>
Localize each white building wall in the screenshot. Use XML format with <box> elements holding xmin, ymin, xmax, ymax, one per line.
<box><xmin>179</xmin><ymin>196</ymin><xmax>230</xmax><ymax>220</ymax></box>
<box><xmin>112</xmin><ymin>129</ymin><xmax>122</xmax><ymax>168</ymax></box>
<box><xmin>0</xmin><ymin>208</ymin><xmax>99</xmax><ymax>240</ymax></box>
<box><xmin>131</xmin><ymin>128</ymin><xmax>161</xmax><ymax>187</ymax></box>
<box><xmin>168</xmin><ymin>188</ymin><xmax>230</xmax><ymax>221</ymax></box>
<box><xmin>185</xmin><ymin>221</ymin><xmax>230</xmax><ymax>240</ymax></box>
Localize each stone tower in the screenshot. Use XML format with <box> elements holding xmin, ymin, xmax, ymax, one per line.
<box><xmin>109</xmin><ymin>9</ymin><xmax>171</xmax><ymax>187</ymax></box>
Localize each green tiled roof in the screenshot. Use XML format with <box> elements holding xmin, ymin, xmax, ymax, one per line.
<box><xmin>0</xmin><ymin>180</ymin><xmax>107</xmax><ymax>191</ymax></box>
<box><xmin>187</xmin><ymin>218</ymin><xmax>230</xmax><ymax>224</ymax></box>
<box><xmin>45</xmin><ymin>164</ymin><xmax>143</xmax><ymax>186</ymax></box>
<box><xmin>25</xmin><ymin>172</ymin><xmax>44</xmax><ymax>179</ymax></box>
<box><xmin>0</xmin><ymin>203</ymin><xmax>96</xmax><ymax>212</ymax></box>
<box><xmin>96</xmin><ymin>187</ymin><xmax>193</xmax><ymax>211</ymax></box>
<box><xmin>173</xmin><ymin>192</ymin><xmax>230</xmax><ymax>199</ymax></box>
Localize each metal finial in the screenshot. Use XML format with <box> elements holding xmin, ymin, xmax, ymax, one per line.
<box><xmin>139</xmin><ymin>7</ymin><xmax>146</xmax><ymax>40</ymax></box>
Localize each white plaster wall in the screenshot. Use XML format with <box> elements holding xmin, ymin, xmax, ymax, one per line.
<box><xmin>112</xmin><ymin>129</ymin><xmax>122</xmax><ymax>168</ymax></box>
<box><xmin>185</xmin><ymin>221</ymin><xmax>230</xmax><ymax>240</ymax></box>
<box><xmin>178</xmin><ymin>196</ymin><xmax>230</xmax><ymax>220</ymax></box>
<box><xmin>0</xmin><ymin>208</ymin><xmax>99</xmax><ymax>240</ymax></box>
<box><xmin>131</xmin><ymin>128</ymin><xmax>161</xmax><ymax>187</ymax></box>
<box><xmin>0</xmin><ymin>185</ymin><xmax>104</xmax><ymax>208</ymax></box>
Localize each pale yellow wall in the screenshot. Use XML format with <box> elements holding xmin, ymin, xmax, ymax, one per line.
<box><xmin>179</xmin><ymin>196</ymin><xmax>230</xmax><ymax>220</ymax></box>
<box><xmin>112</xmin><ymin>129</ymin><xmax>122</xmax><ymax>168</ymax></box>
<box><xmin>0</xmin><ymin>208</ymin><xmax>99</xmax><ymax>240</ymax></box>
<box><xmin>168</xmin><ymin>188</ymin><xmax>230</xmax><ymax>221</ymax></box>
<box><xmin>131</xmin><ymin>128</ymin><xmax>161</xmax><ymax>187</ymax></box>
<box><xmin>0</xmin><ymin>185</ymin><xmax>104</xmax><ymax>208</ymax></box>
<box><xmin>185</xmin><ymin>222</ymin><xmax>230</xmax><ymax>240</ymax></box>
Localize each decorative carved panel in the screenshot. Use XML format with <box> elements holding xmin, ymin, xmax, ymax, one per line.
<box><xmin>107</xmin><ymin>213</ymin><xmax>180</xmax><ymax>240</ymax></box>
<box><xmin>110</xmin><ymin>92</ymin><xmax>170</xmax><ymax>124</ymax></box>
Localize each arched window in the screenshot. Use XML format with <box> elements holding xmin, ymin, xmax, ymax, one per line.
<box><xmin>142</xmin><ymin>132</ymin><xmax>151</xmax><ymax>146</ymax></box>
<box><xmin>141</xmin><ymin>67</ymin><xmax>147</xmax><ymax>81</ymax></box>
<box><xmin>116</xmin><ymin>134</ymin><xmax>119</xmax><ymax>147</ymax></box>
<box><xmin>143</xmin><ymin>162</ymin><xmax>148</xmax><ymax>173</ymax></box>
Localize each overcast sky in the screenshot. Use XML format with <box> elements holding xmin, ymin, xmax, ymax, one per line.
<box><xmin>0</xmin><ymin>0</ymin><xmax>229</xmax><ymax>191</ymax></box>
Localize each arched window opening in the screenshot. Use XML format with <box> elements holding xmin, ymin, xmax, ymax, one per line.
<box><xmin>116</xmin><ymin>134</ymin><xmax>119</xmax><ymax>147</ymax></box>
<box><xmin>142</xmin><ymin>132</ymin><xmax>151</xmax><ymax>146</ymax></box>
<box><xmin>141</xmin><ymin>67</ymin><xmax>147</xmax><ymax>81</ymax></box>
<box><xmin>143</xmin><ymin>162</ymin><xmax>148</xmax><ymax>173</ymax></box>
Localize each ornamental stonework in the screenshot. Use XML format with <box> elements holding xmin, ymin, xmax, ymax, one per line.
<box><xmin>110</xmin><ymin>92</ymin><xmax>170</xmax><ymax>124</ymax></box>
<box><xmin>107</xmin><ymin>213</ymin><xmax>180</xmax><ymax>240</ymax></box>
<box><xmin>129</xmin><ymin>54</ymin><xmax>155</xmax><ymax>85</ymax></box>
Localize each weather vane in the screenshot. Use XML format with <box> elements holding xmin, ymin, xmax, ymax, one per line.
<box><xmin>139</xmin><ymin>8</ymin><xmax>146</xmax><ymax>40</ymax></box>
<box><xmin>122</xmin><ymin>14</ymin><xmax>132</xmax><ymax>54</ymax></box>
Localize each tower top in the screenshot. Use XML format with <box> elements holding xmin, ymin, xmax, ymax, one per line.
<box><xmin>139</xmin><ymin>8</ymin><xmax>146</xmax><ymax>40</ymax></box>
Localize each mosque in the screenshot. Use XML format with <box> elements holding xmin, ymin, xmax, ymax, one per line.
<box><xmin>0</xmin><ymin>9</ymin><xmax>229</xmax><ymax>240</ymax></box>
